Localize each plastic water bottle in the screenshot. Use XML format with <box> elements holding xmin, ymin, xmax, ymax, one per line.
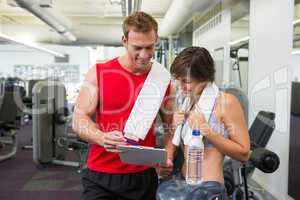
<box><xmin>186</xmin><ymin>130</ymin><xmax>204</xmax><ymax>185</ymax></box>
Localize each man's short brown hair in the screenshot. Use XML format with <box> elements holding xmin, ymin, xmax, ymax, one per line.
<box><xmin>122</xmin><ymin>11</ymin><xmax>158</xmax><ymax>38</ymax></box>
<box><xmin>170</xmin><ymin>47</ymin><xmax>215</xmax><ymax>82</ymax></box>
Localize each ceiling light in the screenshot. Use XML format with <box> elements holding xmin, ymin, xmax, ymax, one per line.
<box><xmin>292</xmin><ymin>50</ymin><xmax>300</xmax><ymax>55</ymax></box>
<box><xmin>61</xmin><ymin>31</ymin><xmax>77</xmax><ymax>42</ymax></box>
<box><xmin>293</xmin><ymin>19</ymin><xmax>300</xmax><ymax>25</ymax></box>
<box><xmin>0</xmin><ymin>32</ymin><xmax>65</xmax><ymax>58</ymax></box>
<box><xmin>229</xmin><ymin>36</ymin><xmax>250</xmax><ymax>46</ymax></box>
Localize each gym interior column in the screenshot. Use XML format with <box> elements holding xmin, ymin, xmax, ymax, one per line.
<box><xmin>248</xmin><ymin>0</ymin><xmax>294</xmax><ymax>199</ymax></box>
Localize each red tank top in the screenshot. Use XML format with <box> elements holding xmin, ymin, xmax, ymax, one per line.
<box><xmin>87</xmin><ymin>58</ymin><xmax>170</xmax><ymax>174</ymax></box>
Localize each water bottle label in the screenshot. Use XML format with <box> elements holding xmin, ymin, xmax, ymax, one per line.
<box><xmin>186</xmin><ymin>148</ymin><xmax>203</xmax><ymax>185</ymax></box>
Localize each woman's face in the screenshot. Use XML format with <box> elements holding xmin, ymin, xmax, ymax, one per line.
<box><xmin>176</xmin><ymin>77</ymin><xmax>207</xmax><ymax>97</ymax></box>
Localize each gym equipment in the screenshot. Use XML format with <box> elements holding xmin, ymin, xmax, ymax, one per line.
<box><xmin>22</xmin><ymin>79</ymin><xmax>45</xmax><ymax>150</ymax></box>
<box><xmin>0</xmin><ymin>79</ymin><xmax>23</xmax><ymax>162</ymax></box>
<box><xmin>222</xmin><ymin>88</ymin><xmax>279</xmax><ymax>199</ymax></box>
<box><xmin>23</xmin><ymin>79</ymin><xmax>44</xmax><ymax>118</ymax></box>
<box><xmin>221</xmin><ymin>87</ymin><xmax>249</xmax><ymax>125</ymax></box>
<box><xmin>32</xmin><ymin>80</ymin><xmax>88</xmax><ymax>172</ymax></box>
<box><xmin>230</xmin><ymin>43</ymin><xmax>248</xmax><ymax>89</ymax></box>
<box><xmin>224</xmin><ymin>111</ymin><xmax>279</xmax><ymax>200</ymax></box>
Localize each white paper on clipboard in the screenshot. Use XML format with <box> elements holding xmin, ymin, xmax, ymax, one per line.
<box><xmin>118</xmin><ymin>145</ymin><xmax>167</xmax><ymax>166</ymax></box>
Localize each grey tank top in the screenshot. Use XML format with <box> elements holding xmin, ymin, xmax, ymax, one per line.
<box><xmin>179</xmin><ymin>94</ymin><xmax>229</xmax><ymax>149</ymax></box>
<box><xmin>203</xmin><ymin>107</ymin><xmax>229</xmax><ymax>148</ymax></box>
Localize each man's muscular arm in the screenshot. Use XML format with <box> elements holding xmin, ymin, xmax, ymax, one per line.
<box><xmin>72</xmin><ymin>66</ymin><xmax>126</xmax><ymax>152</ymax></box>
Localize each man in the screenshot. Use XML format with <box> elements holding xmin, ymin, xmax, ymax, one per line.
<box><xmin>72</xmin><ymin>11</ymin><xmax>174</xmax><ymax>200</ymax></box>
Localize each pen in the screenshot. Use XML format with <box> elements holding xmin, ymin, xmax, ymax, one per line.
<box><xmin>125</xmin><ymin>138</ymin><xmax>140</xmax><ymax>146</ymax></box>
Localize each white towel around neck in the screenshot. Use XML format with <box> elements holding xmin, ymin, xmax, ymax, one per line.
<box><xmin>172</xmin><ymin>82</ymin><xmax>219</xmax><ymax>146</ymax></box>
<box><xmin>123</xmin><ymin>61</ymin><xmax>171</xmax><ymax>141</ymax></box>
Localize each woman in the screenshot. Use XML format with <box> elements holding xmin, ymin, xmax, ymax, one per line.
<box><xmin>157</xmin><ymin>47</ymin><xmax>250</xmax><ymax>200</ymax></box>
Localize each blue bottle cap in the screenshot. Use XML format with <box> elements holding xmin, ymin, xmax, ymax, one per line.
<box><xmin>192</xmin><ymin>130</ymin><xmax>201</xmax><ymax>136</ymax></box>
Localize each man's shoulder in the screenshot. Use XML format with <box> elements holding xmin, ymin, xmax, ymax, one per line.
<box><xmin>96</xmin><ymin>57</ymin><xmax>118</xmax><ymax>68</ymax></box>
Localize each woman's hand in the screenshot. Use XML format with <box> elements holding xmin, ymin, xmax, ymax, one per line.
<box><xmin>157</xmin><ymin>158</ymin><xmax>173</xmax><ymax>178</ymax></box>
<box><xmin>173</xmin><ymin>111</ymin><xmax>185</xmax><ymax>127</ymax></box>
<box><xmin>187</xmin><ymin>107</ymin><xmax>212</xmax><ymax>136</ymax></box>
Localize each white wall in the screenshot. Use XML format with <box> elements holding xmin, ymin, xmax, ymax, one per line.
<box><xmin>88</xmin><ymin>46</ymin><xmax>126</xmax><ymax>66</ymax></box>
<box><xmin>193</xmin><ymin>8</ymin><xmax>232</xmax><ymax>86</ymax></box>
<box><xmin>231</xmin><ymin>26</ymin><xmax>249</xmax><ymax>41</ymax></box>
<box><xmin>103</xmin><ymin>46</ymin><xmax>126</xmax><ymax>61</ymax></box>
<box><xmin>0</xmin><ymin>44</ymin><xmax>90</xmax><ymax>78</ymax></box>
<box><xmin>248</xmin><ymin>0</ymin><xmax>294</xmax><ymax>199</ymax></box>
<box><xmin>0</xmin><ymin>44</ymin><xmax>90</xmax><ymax>102</ymax></box>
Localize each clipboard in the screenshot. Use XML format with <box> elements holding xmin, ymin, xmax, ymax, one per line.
<box><xmin>118</xmin><ymin>145</ymin><xmax>167</xmax><ymax>166</ymax></box>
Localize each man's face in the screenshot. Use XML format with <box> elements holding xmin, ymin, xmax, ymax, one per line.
<box><xmin>122</xmin><ymin>29</ymin><xmax>157</xmax><ymax>71</ymax></box>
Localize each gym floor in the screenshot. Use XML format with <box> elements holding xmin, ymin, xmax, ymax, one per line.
<box><xmin>0</xmin><ymin>124</ymin><xmax>82</xmax><ymax>200</ymax></box>
<box><xmin>247</xmin><ymin>179</ymin><xmax>277</xmax><ymax>200</ymax></box>
<box><xmin>0</xmin><ymin>123</ymin><xmax>277</xmax><ymax>200</ymax></box>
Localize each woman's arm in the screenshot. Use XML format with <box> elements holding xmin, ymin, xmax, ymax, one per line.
<box><xmin>188</xmin><ymin>93</ymin><xmax>250</xmax><ymax>161</ymax></box>
<box><xmin>159</xmin><ymin>84</ymin><xmax>178</xmax><ymax>160</ymax></box>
